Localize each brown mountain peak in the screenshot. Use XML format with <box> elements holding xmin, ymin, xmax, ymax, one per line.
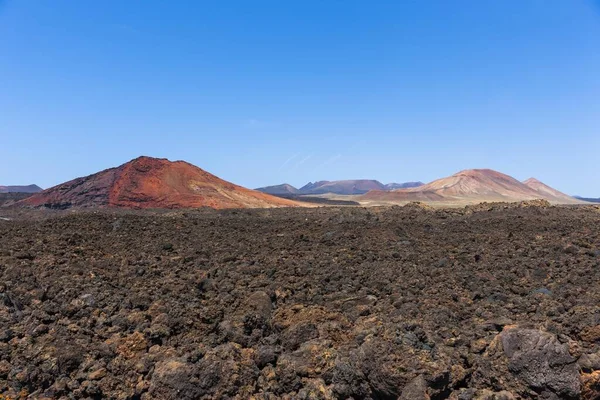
<box><xmin>22</xmin><ymin>156</ymin><xmax>299</xmax><ymax>210</ymax></box>
<box><xmin>523</xmin><ymin>177</ymin><xmax>542</xmax><ymax>184</ymax></box>
<box><xmin>522</xmin><ymin>177</ymin><xmax>577</xmax><ymax>203</ymax></box>
<box><xmin>362</xmin><ymin>168</ymin><xmax>580</xmax><ymax>205</ymax></box>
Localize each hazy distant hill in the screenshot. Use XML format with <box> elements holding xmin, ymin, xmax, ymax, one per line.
<box><xmin>255</xmin><ymin>183</ymin><xmax>299</xmax><ymax>195</ymax></box>
<box><xmin>574</xmin><ymin>196</ymin><xmax>600</xmax><ymax>203</ymax></box>
<box><xmin>258</xmin><ymin>180</ymin><xmax>424</xmax><ymax>195</ymax></box>
<box><xmin>0</xmin><ymin>184</ymin><xmax>42</xmax><ymax>193</ymax></box>
<box><xmin>299</xmin><ymin>180</ymin><xmax>385</xmax><ymax>195</ymax></box>
<box><xmin>384</xmin><ymin>182</ymin><xmax>424</xmax><ymax>190</ymax></box>
<box><xmin>362</xmin><ymin>169</ymin><xmax>582</xmax><ymax>204</ymax></box>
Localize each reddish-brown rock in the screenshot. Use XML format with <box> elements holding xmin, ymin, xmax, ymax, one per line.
<box><xmin>581</xmin><ymin>371</ymin><xmax>600</xmax><ymax>400</ymax></box>
<box><xmin>580</xmin><ymin>325</ymin><xmax>600</xmax><ymax>343</ymax></box>
<box><xmin>21</xmin><ymin>156</ymin><xmax>299</xmax><ymax>209</ymax></box>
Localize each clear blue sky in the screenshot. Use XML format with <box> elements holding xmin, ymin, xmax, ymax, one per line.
<box><xmin>1</xmin><ymin>1</ymin><xmax>599</xmax><ymax>195</ymax></box>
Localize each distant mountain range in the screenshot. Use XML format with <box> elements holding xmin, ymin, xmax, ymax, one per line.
<box><xmin>257</xmin><ymin>180</ymin><xmax>424</xmax><ymax>196</ymax></box>
<box><xmin>0</xmin><ymin>184</ymin><xmax>42</xmax><ymax>193</ymax></box>
<box><xmin>383</xmin><ymin>182</ymin><xmax>425</xmax><ymax>190</ymax></box>
<box><xmin>362</xmin><ymin>169</ymin><xmax>582</xmax><ymax>204</ymax></box>
<box><xmin>299</xmin><ymin>180</ymin><xmax>387</xmax><ymax>195</ymax></box>
<box><xmin>574</xmin><ymin>196</ymin><xmax>600</xmax><ymax>203</ymax></box>
<box><xmin>7</xmin><ymin>160</ymin><xmax>590</xmax><ymax>209</ymax></box>
<box><xmin>255</xmin><ymin>183</ymin><xmax>300</xmax><ymax>195</ymax></box>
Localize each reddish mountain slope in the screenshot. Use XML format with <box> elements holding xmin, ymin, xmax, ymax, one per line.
<box><xmin>522</xmin><ymin>178</ymin><xmax>580</xmax><ymax>204</ymax></box>
<box><xmin>362</xmin><ymin>169</ymin><xmax>580</xmax><ymax>204</ymax></box>
<box><xmin>22</xmin><ymin>156</ymin><xmax>300</xmax><ymax>209</ymax></box>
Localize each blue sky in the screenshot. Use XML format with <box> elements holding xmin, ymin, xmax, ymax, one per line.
<box><xmin>1</xmin><ymin>1</ymin><xmax>599</xmax><ymax>195</ymax></box>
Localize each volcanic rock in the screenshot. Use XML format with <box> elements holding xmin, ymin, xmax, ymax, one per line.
<box><xmin>581</xmin><ymin>371</ymin><xmax>600</xmax><ymax>400</ymax></box>
<box><xmin>475</xmin><ymin>326</ymin><xmax>581</xmax><ymax>398</ymax></box>
<box><xmin>399</xmin><ymin>375</ymin><xmax>429</xmax><ymax>399</ymax></box>
<box><xmin>148</xmin><ymin>359</ymin><xmax>202</xmax><ymax>400</ymax></box>
<box><xmin>1</xmin><ymin>205</ymin><xmax>599</xmax><ymax>398</ymax></box>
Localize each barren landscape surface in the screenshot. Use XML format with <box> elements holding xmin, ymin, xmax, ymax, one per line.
<box><xmin>1</xmin><ymin>204</ymin><xmax>600</xmax><ymax>399</ymax></box>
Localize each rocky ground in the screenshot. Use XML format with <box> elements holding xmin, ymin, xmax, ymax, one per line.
<box><xmin>1</xmin><ymin>203</ymin><xmax>600</xmax><ymax>399</ymax></box>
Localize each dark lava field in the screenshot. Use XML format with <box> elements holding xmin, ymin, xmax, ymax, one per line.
<box><xmin>1</xmin><ymin>203</ymin><xmax>600</xmax><ymax>399</ymax></box>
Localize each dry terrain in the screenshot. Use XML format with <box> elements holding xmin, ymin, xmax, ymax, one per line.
<box><xmin>1</xmin><ymin>204</ymin><xmax>600</xmax><ymax>399</ymax></box>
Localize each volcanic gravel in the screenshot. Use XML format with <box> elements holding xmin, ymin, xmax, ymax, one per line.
<box><xmin>1</xmin><ymin>203</ymin><xmax>600</xmax><ymax>399</ymax></box>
